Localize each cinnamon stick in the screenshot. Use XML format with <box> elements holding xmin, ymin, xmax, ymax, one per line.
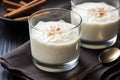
<box><xmin>14</xmin><ymin>11</ymin><xmax>50</xmax><ymax>21</ymax></box>
<box><xmin>4</xmin><ymin>0</ymin><xmax>46</xmax><ymax>18</ymax></box>
<box><xmin>6</xmin><ymin>8</ymin><xmax>15</xmax><ymax>12</ymax></box>
<box><xmin>22</xmin><ymin>0</ymin><xmax>40</xmax><ymax>7</ymax></box>
<box><xmin>15</xmin><ymin>16</ymin><xmax>29</xmax><ymax>21</ymax></box>
<box><xmin>3</xmin><ymin>0</ymin><xmax>22</xmax><ymax>8</ymax></box>
<box><xmin>19</xmin><ymin>1</ymin><xmax>27</xmax><ymax>5</ymax></box>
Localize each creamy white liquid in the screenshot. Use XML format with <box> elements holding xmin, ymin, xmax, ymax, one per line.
<box><xmin>72</xmin><ymin>2</ymin><xmax>119</xmax><ymax>41</ymax></box>
<box><xmin>30</xmin><ymin>21</ymin><xmax>80</xmax><ymax>64</ymax></box>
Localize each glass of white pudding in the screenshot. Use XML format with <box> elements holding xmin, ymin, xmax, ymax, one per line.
<box><xmin>71</xmin><ymin>0</ymin><xmax>120</xmax><ymax>49</ymax></box>
<box><xmin>28</xmin><ymin>8</ymin><xmax>82</xmax><ymax>72</ymax></box>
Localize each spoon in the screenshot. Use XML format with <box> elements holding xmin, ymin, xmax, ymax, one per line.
<box><xmin>71</xmin><ymin>48</ymin><xmax>120</xmax><ymax>80</ymax></box>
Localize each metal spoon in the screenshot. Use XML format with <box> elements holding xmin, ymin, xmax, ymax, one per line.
<box><xmin>71</xmin><ymin>48</ymin><xmax>120</xmax><ymax>80</ymax></box>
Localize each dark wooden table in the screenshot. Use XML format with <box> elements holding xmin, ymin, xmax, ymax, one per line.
<box><xmin>0</xmin><ymin>0</ymin><xmax>70</xmax><ymax>80</ymax></box>
<box><xmin>0</xmin><ymin>21</ymin><xmax>29</xmax><ymax>80</ymax></box>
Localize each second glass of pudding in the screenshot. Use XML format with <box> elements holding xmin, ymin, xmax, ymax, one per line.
<box><xmin>71</xmin><ymin>0</ymin><xmax>120</xmax><ymax>49</ymax></box>
<box><xmin>28</xmin><ymin>8</ymin><xmax>82</xmax><ymax>72</ymax></box>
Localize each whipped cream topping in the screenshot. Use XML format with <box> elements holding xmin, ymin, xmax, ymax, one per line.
<box><xmin>73</xmin><ymin>2</ymin><xmax>119</xmax><ymax>23</ymax></box>
<box><xmin>31</xmin><ymin>20</ymin><xmax>79</xmax><ymax>43</ymax></box>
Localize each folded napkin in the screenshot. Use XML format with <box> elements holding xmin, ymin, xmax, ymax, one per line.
<box><xmin>1</xmin><ymin>40</ymin><xmax>120</xmax><ymax>80</ymax></box>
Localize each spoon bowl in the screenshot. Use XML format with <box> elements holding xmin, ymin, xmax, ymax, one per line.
<box><xmin>99</xmin><ymin>48</ymin><xmax>120</xmax><ymax>64</ymax></box>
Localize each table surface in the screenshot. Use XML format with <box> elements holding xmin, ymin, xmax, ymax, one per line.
<box><xmin>0</xmin><ymin>21</ymin><xmax>29</xmax><ymax>80</ymax></box>
<box><xmin>0</xmin><ymin>0</ymin><xmax>70</xmax><ymax>80</ymax></box>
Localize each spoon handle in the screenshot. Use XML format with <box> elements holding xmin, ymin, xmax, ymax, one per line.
<box><xmin>71</xmin><ymin>63</ymin><xmax>100</xmax><ymax>80</ymax></box>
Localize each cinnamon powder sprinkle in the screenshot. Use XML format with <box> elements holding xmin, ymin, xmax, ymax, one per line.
<box><xmin>48</xmin><ymin>25</ymin><xmax>62</xmax><ymax>37</ymax></box>
<box><xmin>89</xmin><ymin>7</ymin><xmax>108</xmax><ymax>18</ymax></box>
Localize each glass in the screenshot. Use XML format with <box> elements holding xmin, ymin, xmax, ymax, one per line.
<box><xmin>28</xmin><ymin>8</ymin><xmax>82</xmax><ymax>72</ymax></box>
<box><xmin>71</xmin><ymin>0</ymin><xmax>120</xmax><ymax>49</ymax></box>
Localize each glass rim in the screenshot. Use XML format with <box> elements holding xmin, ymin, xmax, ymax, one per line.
<box><xmin>28</xmin><ymin>8</ymin><xmax>82</xmax><ymax>32</ymax></box>
<box><xmin>71</xmin><ymin>0</ymin><xmax>120</xmax><ymax>12</ymax></box>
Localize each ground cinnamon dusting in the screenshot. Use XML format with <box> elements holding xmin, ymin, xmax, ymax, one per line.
<box><xmin>89</xmin><ymin>7</ymin><xmax>107</xmax><ymax>18</ymax></box>
<box><xmin>48</xmin><ymin>25</ymin><xmax>62</xmax><ymax>37</ymax></box>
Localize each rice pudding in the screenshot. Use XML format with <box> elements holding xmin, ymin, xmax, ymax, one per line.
<box><xmin>72</xmin><ymin>2</ymin><xmax>119</xmax><ymax>41</ymax></box>
<box><xmin>30</xmin><ymin>20</ymin><xmax>80</xmax><ymax>70</ymax></box>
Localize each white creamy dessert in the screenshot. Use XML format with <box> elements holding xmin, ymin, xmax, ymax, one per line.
<box><xmin>30</xmin><ymin>20</ymin><xmax>80</xmax><ymax>65</ymax></box>
<box><xmin>72</xmin><ymin>2</ymin><xmax>119</xmax><ymax>41</ymax></box>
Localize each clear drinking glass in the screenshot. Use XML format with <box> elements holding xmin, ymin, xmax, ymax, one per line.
<box><xmin>28</xmin><ymin>8</ymin><xmax>82</xmax><ymax>72</ymax></box>
<box><xmin>71</xmin><ymin>0</ymin><xmax>120</xmax><ymax>49</ymax></box>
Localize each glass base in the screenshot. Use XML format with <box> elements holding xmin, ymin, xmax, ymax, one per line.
<box><xmin>33</xmin><ymin>57</ymin><xmax>79</xmax><ymax>72</ymax></box>
<box><xmin>81</xmin><ymin>35</ymin><xmax>117</xmax><ymax>49</ymax></box>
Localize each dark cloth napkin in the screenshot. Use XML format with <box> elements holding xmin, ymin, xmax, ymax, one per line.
<box><xmin>1</xmin><ymin>40</ymin><xmax>120</xmax><ymax>80</ymax></box>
